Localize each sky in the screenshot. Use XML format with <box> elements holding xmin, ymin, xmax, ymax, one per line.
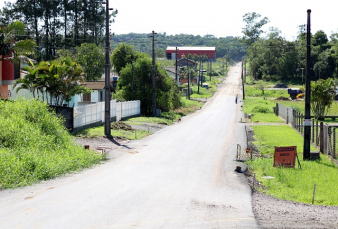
<box><xmin>1</xmin><ymin>0</ymin><xmax>338</xmax><ymax>41</ymax></box>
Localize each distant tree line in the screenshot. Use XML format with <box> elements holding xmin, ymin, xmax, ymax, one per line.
<box><xmin>111</xmin><ymin>33</ymin><xmax>247</xmax><ymax>63</ymax></box>
<box><xmin>242</xmin><ymin>12</ymin><xmax>338</xmax><ymax>83</ymax></box>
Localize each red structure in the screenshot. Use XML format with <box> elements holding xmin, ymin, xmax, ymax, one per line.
<box><xmin>166</xmin><ymin>47</ymin><xmax>216</xmax><ymax>61</ymax></box>
<box><xmin>0</xmin><ymin>53</ymin><xmax>19</xmax><ymax>99</ymax></box>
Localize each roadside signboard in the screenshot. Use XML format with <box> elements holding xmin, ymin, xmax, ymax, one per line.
<box><xmin>304</xmin><ymin>119</ymin><xmax>312</xmax><ymax>126</ymax></box>
<box><xmin>273</xmin><ymin>146</ymin><xmax>297</xmax><ymax>167</ymax></box>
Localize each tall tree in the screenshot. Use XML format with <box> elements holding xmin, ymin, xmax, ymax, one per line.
<box><xmin>242</xmin><ymin>12</ymin><xmax>269</xmax><ymax>46</ymax></box>
<box><xmin>74</xmin><ymin>43</ymin><xmax>105</xmax><ymax>81</ymax></box>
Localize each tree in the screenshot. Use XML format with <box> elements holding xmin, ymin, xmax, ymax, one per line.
<box><xmin>311</xmin><ymin>78</ymin><xmax>337</xmax><ymax>120</ymax></box>
<box><xmin>0</xmin><ymin>21</ymin><xmax>36</xmax><ymax>62</ymax></box>
<box><xmin>255</xmin><ymin>80</ymin><xmax>268</xmax><ymax>95</ymax></box>
<box><xmin>242</xmin><ymin>12</ymin><xmax>269</xmax><ymax>45</ymax></box>
<box><xmin>110</xmin><ymin>43</ymin><xmax>135</xmax><ymax>74</ymax></box>
<box><xmin>112</xmin><ymin>45</ymin><xmax>181</xmax><ymax>115</ymax></box>
<box><xmin>74</xmin><ymin>43</ymin><xmax>105</xmax><ymax>81</ymax></box>
<box><xmin>313</xmin><ymin>30</ymin><xmax>328</xmax><ymax>47</ymax></box>
<box><xmin>155</xmin><ymin>48</ymin><xmax>165</xmax><ymax>58</ymax></box>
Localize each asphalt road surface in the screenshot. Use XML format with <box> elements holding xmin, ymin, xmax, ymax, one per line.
<box><xmin>0</xmin><ymin>63</ymin><xmax>258</xmax><ymax>229</ymax></box>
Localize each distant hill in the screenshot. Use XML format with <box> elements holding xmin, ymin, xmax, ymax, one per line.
<box><xmin>111</xmin><ymin>33</ymin><xmax>246</xmax><ymax>62</ymax></box>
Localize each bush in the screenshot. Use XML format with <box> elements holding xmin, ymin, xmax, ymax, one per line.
<box><xmin>0</xmin><ymin>99</ymin><xmax>101</xmax><ymax>189</ymax></box>
<box><xmin>252</xmin><ymin>105</ymin><xmax>272</xmax><ymax>113</ymax></box>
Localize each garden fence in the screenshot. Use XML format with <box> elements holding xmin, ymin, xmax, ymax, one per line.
<box><xmin>73</xmin><ymin>100</ymin><xmax>141</xmax><ymax>131</ymax></box>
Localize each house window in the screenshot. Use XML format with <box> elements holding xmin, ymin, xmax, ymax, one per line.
<box><xmin>83</xmin><ymin>93</ymin><xmax>91</xmax><ymax>102</ymax></box>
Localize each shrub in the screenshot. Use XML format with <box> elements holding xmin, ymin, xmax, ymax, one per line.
<box><xmin>252</xmin><ymin>105</ymin><xmax>272</xmax><ymax>113</ymax></box>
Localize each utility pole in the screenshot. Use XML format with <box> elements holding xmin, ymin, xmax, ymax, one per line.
<box><xmin>209</xmin><ymin>60</ymin><xmax>212</xmax><ymax>81</ymax></box>
<box><xmin>187</xmin><ymin>58</ymin><xmax>190</xmax><ymax>100</ymax></box>
<box><xmin>104</xmin><ymin>0</ymin><xmax>113</xmax><ymax>136</ymax></box>
<box><xmin>150</xmin><ymin>31</ymin><xmax>157</xmax><ymax>117</ymax></box>
<box><xmin>131</xmin><ymin>60</ymin><xmax>134</xmax><ymax>100</ymax></box>
<box><xmin>303</xmin><ymin>9</ymin><xmax>312</xmax><ymax>160</ymax></box>
<box><xmin>175</xmin><ymin>47</ymin><xmax>178</xmax><ymax>82</ymax></box>
<box><xmin>242</xmin><ymin>60</ymin><xmax>245</xmax><ymax>100</ymax></box>
<box><xmin>201</xmin><ymin>56</ymin><xmax>204</xmax><ymax>87</ymax></box>
<box><xmin>198</xmin><ymin>55</ymin><xmax>201</xmax><ymax>94</ymax></box>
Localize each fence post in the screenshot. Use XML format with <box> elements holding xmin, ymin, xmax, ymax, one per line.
<box><xmin>320</xmin><ymin>122</ymin><xmax>323</xmax><ymax>153</ymax></box>
<box><xmin>286</xmin><ymin>107</ymin><xmax>289</xmax><ymax>124</ymax></box>
<box><xmin>333</xmin><ymin>128</ymin><xmax>336</xmax><ymax>159</ymax></box>
<box><xmin>316</xmin><ymin>119</ymin><xmax>319</xmax><ymax>146</ymax></box>
<box><xmin>312</xmin><ymin>118</ymin><xmax>315</xmax><ymax>143</ymax></box>
<box><xmin>328</xmin><ymin>127</ymin><xmax>332</xmax><ymax>156</ymax></box>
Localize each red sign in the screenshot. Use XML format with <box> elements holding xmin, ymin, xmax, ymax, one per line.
<box><xmin>273</xmin><ymin>146</ymin><xmax>296</xmax><ymax>167</ymax></box>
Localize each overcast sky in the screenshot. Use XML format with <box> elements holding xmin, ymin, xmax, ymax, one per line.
<box><xmin>1</xmin><ymin>0</ymin><xmax>338</xmax><ymax>41</ymax></box>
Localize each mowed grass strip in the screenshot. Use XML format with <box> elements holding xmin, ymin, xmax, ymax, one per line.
<box><xmin>243</xmin><ymin>97</ymin><xmax>284</xmax><ymax>123</ymax></box>
<box><xmin>248</xmin><ymin>125</ymin><xmax>338</xmax><ymax>205</ymax></box>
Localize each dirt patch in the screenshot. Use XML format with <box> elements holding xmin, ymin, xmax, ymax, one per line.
<box><xmin>276</xmin><ymin>96</ymin><xmax>290</xmax><ymax>100</ymax></box>
<box><xmin>252</xmin><ymin>191</ymin><xmax>338</xmax><ymax>229</ymax></box>
<box><xmin>111</xmin><ymin>121</ymin><xmax>134</xmax><ymax>131</ymax></box>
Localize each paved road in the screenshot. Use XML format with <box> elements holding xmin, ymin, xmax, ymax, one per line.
<box><xmin>0</xmin><ymin>63</ymin><xmax>258</xmax><ymax>229</ymax></box>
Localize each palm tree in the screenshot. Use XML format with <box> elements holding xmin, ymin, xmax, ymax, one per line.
<box><xmin>14</xmin><ymin>57</ymin><xmax>89</xmax><ymax>106</ymax></box>
<box><xmin>12</xmin><ymin>62</ymin><xmax>40</xmax><ymax>99</ymax></box>
<box><xmin>0</xmin><ymin>21</ymin><xmax>36</xmax><ymax>62</ymax></box>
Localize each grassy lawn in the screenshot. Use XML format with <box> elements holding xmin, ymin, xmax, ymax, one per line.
<box><xmin>243</xmin><ymin>97</ymin><xmax>284</xmax><ymax>123</ymax></box>
<box><xmin>247</xmin><ymin>127</ymin><xmax>338</xmax><ymax>205</ymax></box>
<box><xmin>244</xmin><ymin>94</ymin><xmax>338</xmax><ymax>205</ymax></box>
<box><xmin>252</xmin><ymin>125</ymin><xmax>317</xmax><ymax>156</ymax></box>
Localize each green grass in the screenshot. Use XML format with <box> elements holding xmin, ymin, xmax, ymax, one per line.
<box><xmin>252</xmin><ymin>125</ymin><xmax>317</xmax><ymax>156</ymax></box>
<box><xmin>190</xmin><ymin>86</ymin><xmax>215</xmax><ymax>98</ymax></box>
<box><xmin>275</xmin><ymin>99</ymin><xmax>338</xmax><ymax>117</ymax></box>
<box><xmin>247</xmin><ymin>146</ymin><xmax>338</xmax><ymax>205</ymax></box>
<box><xmin>243</xmin><ymin>97</ymin><xmax>284</xmax><ymax>123</ymax></box>
<box><xmin>0</xmin><ymin>99</ymin><xmax>101</xmax><ymax>189</ymax></box>
<box><xmin>74</xmin><ymin>125</ymin><xmax>150</xmax><ymax>140</ymax></box>
<box><xmin>245</xmin><ymin>85</ymin><xmax>289</xmax><ymax>98</ymax></box>
<box><xmin>244</xmin><ymin>92</ymin><xmax>338</xmax><ymax>205</ymax></box>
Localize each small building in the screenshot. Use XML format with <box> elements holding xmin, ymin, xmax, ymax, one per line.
<box><xmin>176</xmin><ymin>58</ymin><xmax>197</xmax><ymax>68</ymax></box>
<box><xmin>166</xmin><ymin>47</ymin><xmax>216</xmax><ymax>61</ymax></box>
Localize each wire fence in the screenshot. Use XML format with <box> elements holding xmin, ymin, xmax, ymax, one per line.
<box><xmin>275</xmin><ymin>103</ymin><xmax>338</xmax><ymax>160</ymax></box>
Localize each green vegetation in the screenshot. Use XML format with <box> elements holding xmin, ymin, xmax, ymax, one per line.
<box><xmin>0</xmin><ymin>21</ymin><xmax>36</xmax><ymax>62</ymax></box>
<box><xmin>252</xmin><ymin>125</ymin><xmax>317</xmax><ymax>156</ymax></box>
<box><xmin>247</xmin><ymin>126</ymin><xmax>338</xmax><ymax>205</ymax></box>
<box><xmin>74</xmin><ymin>125</ymin><xmax>150</xmax><ymax>140</ymax></box>
<box><xmin>245</xmin><ymin>85</ymin><xmax>289</xmax><ymax>98</ymax></box>
<box><xmin>111</xmin><ymin>43</ymin><xmax>182</xmax><ymax>115</ymax></box>
<box><xmin>244</xmin><ymin>95</ymin><xmax>338</xmax><ymax>205</ymax></box>
<box><xmin>13</xmin><ymin>57</ymin><xmax>90</xmax><ymax>106</ymax></box>
<box><xmin>0</xmin><ymin>99</ymin><xmax>101</xmax><ymax>189</ymax></box>
<box><xmin>111</xmin><ymin>33</ymin><xmax>246</xmax><ymax>62</ymax></box>
<box><xmin>242</xmin><ymin>97</ymin><xmax>283</xmax><ymax>123</ymax></box>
